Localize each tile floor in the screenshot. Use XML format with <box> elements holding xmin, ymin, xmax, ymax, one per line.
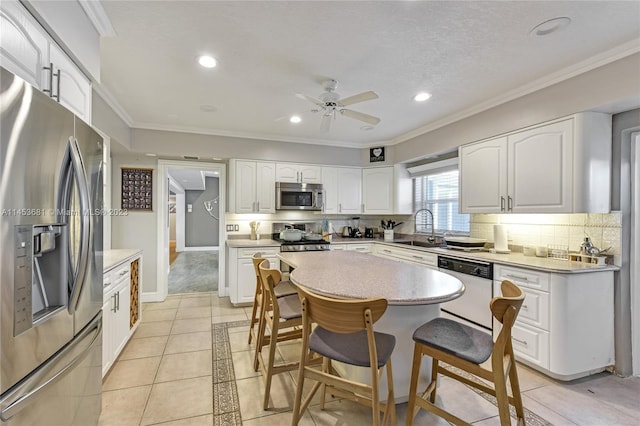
<box><xmin>99</xmin><ymin>292</ymin><xmax>640</xmax><ymax>426</ymax></box>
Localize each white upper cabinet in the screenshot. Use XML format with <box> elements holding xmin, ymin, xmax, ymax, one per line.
<box><xmin>460</xmin><ymin>137</ymin><xmax>508</xmax><ymax>213</ymax></box>
<box><xmin>0</xmin><ymin>0</ymin><xmax>48</xmax><ymax>88</ymax></box>
<box><xmin>49</xmin><ymin>43</ymin><xmax>91</xmax><ymax>122</ymax></box>
<box><xmin>229</xmin><ymin>160</ymin><xmax>276</xmax><ymax>214</ymax></box>
<box><xmin>507</xmin><ymin>119</ymin><xmax>572</xmax><ymax>213</ymax></box>
<box><xmin>336</xmin><ymin>167</ymin><xmax>362</xmax><ymax>214</ymax></box>
<box><xmin>0</xmin><ymin>0</ymin><xmax>92</xmax><ymax>122</ymax></box>
<box><xmin>362</xmin><ymin>167</ymin><xmax>393</xmax><ymax>214</ymax></box>
<box><xmin>460</xmin><ymin>113</ymin><xmax>611</xmax><ymax>214</ymax></box>
<box><xmin>321</xmin><ymin>166</ymin><xmax>339</xmax><ymax>214</ymax></box>
<box><xmin>276</xmin><ymin>163</ymin><xmax>322</xmax><ymax>183</ymax></box>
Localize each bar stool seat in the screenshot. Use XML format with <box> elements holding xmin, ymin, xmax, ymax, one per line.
<box><xmin>276</xmin><ymin>293</ymin><xmax>303</xmax><ymax>320</ymax></box>
<box><xmin>310</xmin><ymin>327</ymin><xmax>395</xmax><ymax>368</ymax></box>
<box><xmin>412</xmin><ymin>317</ymin><xmax>493</xmax><ymax>365</ymax></box>
<box><xmin>273</xmin><ymin>280</ymin><xmax>297</xmax><ymax>298</ymax></box>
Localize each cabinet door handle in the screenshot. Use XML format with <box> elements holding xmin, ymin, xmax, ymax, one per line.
<box><xmin>382</xmin><ymin>249</ymin><xmax>391</xmax><ymax>254</ymax></box>
<box><xmin>505</xmin><ymin>274</ymin><xmax>529</xmax><ymax>281</ymax></box>
<box><xmin>361</xmin><ymin>204</ymin><xmax>365</xmax><ymax>213</ymax></box>
<box><xmin>500</xmin><ymin>196</ymin><xmax>506</xmax><ymax>212</ymax></box>
<box><xmin>521</xmin><ymin>304</ymin><xmax>529</xmax><ymax>311</ymax></box>
<box><xmin>111</xmin><ymin>294</ymin><xmax>117</xmax><ymax>312</ymax></box>
<box><xmin>119</xmin><ymin>270</ymin><xmax>129</xmax><ymax>277</ymax></box>
<box><xmin>256</xmin><ymin>201</ymin><xmax>260</xmax><ymax>211</ymax></box>
<box><xmin>412</xmin><ymin>255</ymin><xmax>424</xmax><ymax>260</ymax></box>
<box><xmin>53</xmin><ymin>68</ymin><xmax>61</xmax><ymax>102</ymax></box>
<box><xmin>338</xmin><ymin>203</ymin><xmax>342</xmax><ymax>213</ymax></box>
<box><xmin>507</xmin><ymin>196</ymin><xmax>513</xmax><ymax>211</ymax></box>
<box><xmin>512</xmin><ymin>337</ymin><xmax>528</xmax><ymax>346</ymax></box>
<box><xmin>42</xmin><ymin>63</ymin><xmax>54</xmax><ymax>97</ymax></box>
<box><xmin>116</xmin><ymin>291</ymin><xmax>120</xmax><ymax>311</ymax></box>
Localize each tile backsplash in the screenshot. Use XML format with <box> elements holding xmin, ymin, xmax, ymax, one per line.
<box><xmin>470</xmin><ymin>213</ymin><xmax>622</xmax><ymax>264</ymax></box>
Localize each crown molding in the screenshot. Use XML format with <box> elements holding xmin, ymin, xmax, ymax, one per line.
<box><xmin>92</xmin><ymin>83</ymin><xmax>134</xmax><ymax>126</ymax></box>
<box><xmin>131</xmin><ymin>121</ymin><xmax>390</xmax><ymax>150</ymax></box>
<box><xmin>78</xmin><ymin>0</ymin><xmax>116</xmax><ymax>37</ymax></box>
<box><xmin>391</xmin><ymin>39</ymin><xmax>640</xmax><ymax>145</ymax></box>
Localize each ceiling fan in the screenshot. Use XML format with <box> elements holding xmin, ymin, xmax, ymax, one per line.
<box><xmin>296</xmin><ymin>79</ymin><xmax>380</xmax><ymax>132</ymax></box>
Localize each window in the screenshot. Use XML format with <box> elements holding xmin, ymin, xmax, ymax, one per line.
<box><xmin>413</xmin><ymin>169</ymin><xmax>469</xmax><ymax>234</ymax></box>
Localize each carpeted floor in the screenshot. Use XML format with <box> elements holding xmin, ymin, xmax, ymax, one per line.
<box><xmin>168</xmin><ymin>250</ymin><xmax>219</xmax><ymax>294</ymax></box>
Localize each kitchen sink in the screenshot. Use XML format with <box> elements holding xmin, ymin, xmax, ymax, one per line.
<box><xmin>395</xmin><ymin>240</ymin><xmax>441</xmax><ymax>248</ymax></box>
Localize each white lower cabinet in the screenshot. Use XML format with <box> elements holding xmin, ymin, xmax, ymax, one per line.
<box><xmin>228</xmin><ymin>246</ymin><xmax>280</xmax><ymax>305</ymax></box>
<box><xmin>375</xmin><ymin>244</ymin><xmax>438</xmax><ymax>269</ymax></box>
<box><xmin>493</xmin><ymin>264</ymin><xmax>614</xmax><ymax>380</ymax></box>
<box><xmin>102</xmin><ymin>253</ymin><xmax>142</xmax><ymax>377</ymax></box>
<box><xmin>102</xmin><ymin>263</ymin><xmax>131</xmax><ymax>377</ymax></box>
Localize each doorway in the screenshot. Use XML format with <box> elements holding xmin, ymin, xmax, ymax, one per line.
<box><xmin>157</xmin><ymin>161</ymin><xmax>226</xmax><ymax>300</ymax></box>
<box><xmin>167</xmin><ymin>168</ymin><xmax>220</xmax><ymax>294</ymax></box>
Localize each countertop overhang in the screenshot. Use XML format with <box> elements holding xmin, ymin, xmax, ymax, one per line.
<box><xmin>279</xmin><ymin>251</ymin><xmax>464</xmax><ymax>305</ymax></box>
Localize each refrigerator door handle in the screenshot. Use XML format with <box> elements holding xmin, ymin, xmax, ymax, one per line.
<box><xmin>0</xmin><ymin>312</ymin><xmax>102</xmax><ymax>421</ymax></box>
<box><xmin>56</xmin><ymin>138</ymin><xmax>92</xmax><ymax>314</ymax></box>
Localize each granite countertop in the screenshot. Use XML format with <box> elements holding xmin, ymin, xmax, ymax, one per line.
<box><xmin>103</xmin><ymin>249</ymin><xmax>143</xmax><ymax>273</ymax></box>
<box><xmin>279</xmin><ymin>251</ymin><xmax>464</xmax><ymax>305</ymax></box>
<box><xmin>373</xmin><ymin>241</ymin><xmax>619</xmax><ymax>273</ymax></box>
<box><xmin>228</xmin><ymin>235</ymin><xmax>618</xmax><ymax>274</ymax></box>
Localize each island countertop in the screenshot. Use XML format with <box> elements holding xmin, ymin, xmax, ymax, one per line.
<box><xmin>278</xmin><ymin>250</ymin><xmax>464</xmax><ymax>305</ymax></box>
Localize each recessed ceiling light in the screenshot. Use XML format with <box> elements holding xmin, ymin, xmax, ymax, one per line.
<box><xmin>289</xmin><ymin>115</ymin><xmax>302</xmax><ymax>124</ymax></box>
<box><xmin>530</xmin><ymin>17</ymin><xmax>571</xmax><ymax>36</ymax></box>
<box><xmin>414</xmin><ymin>92</ymin><xmax>432</xmax><ymax>102</ymax></box>
<box><xmin>212</xmin><ymin>157</ymin><xmax>222</xmax><ymax>161</ymax></box>
<box><xmin>198</xmin><ymin>55</ymin><xmax>217</xmax><ymax>68</ymax></box>
<box><xmin>200</xmin><ymin>104</ymin><xmax>217</xmax><ymax>112</ymax></box>
<box><xmin>145</xmin><ymin>153</ymin><xmax>157</xmax><ymax>157</ymax></box>
<box><xmin>360</xmin><ymin>125</ymin><xmax>374</xmax><ymax>131</ymax></box>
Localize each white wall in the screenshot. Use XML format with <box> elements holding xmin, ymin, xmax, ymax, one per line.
<box><xmin>92</xmin><ymin>91</ymin><xmax>132</xmax><ymax>149</ymax></box>
<box><xmin>110</xmin><ymin>155</ymin><xmax>158</xmax><ymax>295</ymax></box>
<box><xmin>130</xmin><ymin>129</ymin><xmax>364</xmax><ymax>166</ymax></box>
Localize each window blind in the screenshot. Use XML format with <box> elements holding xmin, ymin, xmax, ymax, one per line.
<box><xmin>413</xmin><ymin>169</ymin><xmax>470</xmax><ymax>234</ymax></box>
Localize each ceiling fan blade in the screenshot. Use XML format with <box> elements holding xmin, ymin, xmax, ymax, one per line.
<box><xmin>338</xmin><ymin>91</ymin><xmax>378</xmax><ymax>107</ymax></box>
<box><xmin>296</xmin><ymin>93</ymin><xmax>325</xmax><ymax>107</ymax></box>
<box><xmin>341</xmin><ymin>109</ymin><xmax>381</xmax><ymax>125</ymax></box>
<box><xmin>319</xmin><ymin>114</ymin><xmax>332</xmax><ymax>133</ymax></box>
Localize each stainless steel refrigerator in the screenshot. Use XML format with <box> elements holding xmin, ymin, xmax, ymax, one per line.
<box><xmin>0</xmin><ymin>67</ymin><xmax>103</xmax><ymax>425</ymax></box>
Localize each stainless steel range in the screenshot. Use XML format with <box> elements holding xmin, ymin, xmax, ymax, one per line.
<box><xmin>272</xmin><ymin>222</ymin><xmax>330</xmax><ymax>252</ymax></box>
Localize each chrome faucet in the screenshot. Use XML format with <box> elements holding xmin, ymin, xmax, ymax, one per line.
<box><xmin>414</xmin><ymin>208</ymin><xmax>436</xmax><ymax>243</ymax></box>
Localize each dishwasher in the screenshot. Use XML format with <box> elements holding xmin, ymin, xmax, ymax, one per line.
<box><xmin>438</xmin><ymin>255</ymin><xmax>494</xmax><ymax>331</ymax></box>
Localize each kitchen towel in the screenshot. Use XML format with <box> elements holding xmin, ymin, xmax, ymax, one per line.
<box><xmin>494</xmin><ymin>224</ymin><xmax>509</xmax><ymax>252</ymax></box>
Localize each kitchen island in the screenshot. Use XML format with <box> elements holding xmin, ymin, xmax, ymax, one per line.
<box><xmin>278</xmin><ymin>250</ymin><xmax>464</xmax><ymax>402</ymax></box>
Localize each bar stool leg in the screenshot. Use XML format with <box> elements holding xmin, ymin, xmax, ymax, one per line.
<box><xmin>406</xmin><ymin>344</ymin><xmax>422</xmax><ymax>426</ymax></box>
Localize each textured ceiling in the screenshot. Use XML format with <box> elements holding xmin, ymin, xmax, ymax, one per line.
<box><xmin>99</xmin><ymin>1</ymin><xmax>640</xmax><ymax>148</ymax></box>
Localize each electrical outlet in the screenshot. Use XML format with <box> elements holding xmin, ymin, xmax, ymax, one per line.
<box><xmin>226</xmin><ymin>225</ymin><xmax>233</xmax><ymax>232</ymax></box>
<box><xmin>234</xmin><ymin>224</ymin><xmax>239</xmax><ymax>231</ymax></box>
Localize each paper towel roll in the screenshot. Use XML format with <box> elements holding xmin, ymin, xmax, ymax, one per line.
<box><xmin>494</xmin><ymin>224</ymin><xmax>509</xmax><ymax>252</ymax></box>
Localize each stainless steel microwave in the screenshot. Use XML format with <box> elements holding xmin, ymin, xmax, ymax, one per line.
<box><xmin>276</xmin><ymin>182</ymin><xmax>323</xmax><ymax>211</ymax></box>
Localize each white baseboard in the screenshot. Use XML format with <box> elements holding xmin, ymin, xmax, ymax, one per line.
<box><xmin>141</xmin><ymin>292</ymin><xmax>166</xmax><ymax>303</ymax></box>
<box><xmin>183</xmin><ymin>246</ymin><xmax>219</xmax><ymax>252</ymax></box>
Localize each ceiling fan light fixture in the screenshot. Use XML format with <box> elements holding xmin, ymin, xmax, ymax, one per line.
<box><xmin>414</xmin><ymin>92</ymin><xmax>432</xmax><ymax>102</ymax></box>
<box><xmin>289</xmin><ymin>115</ymin><xmax>302</xmax><ymax>124</ymax></box>
<box><xmin>197</xmin><ymin>55</ymin><xmax>217</xmax><ymax>68</ymax></box>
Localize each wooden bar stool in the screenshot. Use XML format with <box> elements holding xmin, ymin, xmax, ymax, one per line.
<box><xmin>256</xmin><ymin>260</ymin><xmax>304</xmax><ymax>410</ymax></box>
<box><xmin>248</xmin><ymin>252</ymin><xmax>296</xmax><ymax>345</ymax></box>
<box><xmin>406</xmin><ymin>280</ymin><xmax>526</xmax><ymax>426</ymax></box>
<box><xmin>291</xmin><ymin>285</ymin><xmax>397</xmax><ymax>426</ymax></box>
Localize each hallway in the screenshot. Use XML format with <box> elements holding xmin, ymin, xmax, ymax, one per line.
<box><xmin>168</xmin><ymin>251</ymin><xmax>218</xmax><ymax>294</ymax></box>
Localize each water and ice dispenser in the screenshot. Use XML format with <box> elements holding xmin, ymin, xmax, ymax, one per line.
<box><xmin>14</xmin><ymin>224</ymin><xmax>69</xmax><ymax>335</ymax></box>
